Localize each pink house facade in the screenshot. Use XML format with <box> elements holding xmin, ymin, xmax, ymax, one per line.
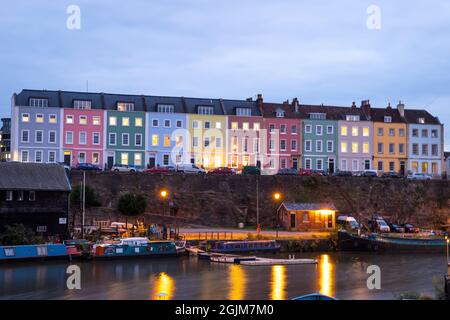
<box><xmin>62</xmin><ymin>109</ymin><xmax>105</xmax><ymax>167</ymax></box>
<box><xmin>260</xmin><ymin>99</ymin><xmax>302</xmax><ymax>174</ymax></box>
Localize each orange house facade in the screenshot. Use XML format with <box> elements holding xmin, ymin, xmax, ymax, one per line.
<box><xmin>371</xmin><ymin>106</ymin><xmax>408</xmax><ymax>174</ymax></box>
<box><xmin>278</xmin><ymin>202</ymin><xmax>337</xmax><ymax>231</ymax></box>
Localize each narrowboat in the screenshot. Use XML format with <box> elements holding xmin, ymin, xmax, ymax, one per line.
<box><xmin>0</xmin><ymin>244</ymin><xmax>74</xmax><ymax>263</ymax></box>
<box><xmin>91</xmin><ymin>237</ymin><xmax>181</xmax><ymax>259</ymax></box>
<box><xmin>211</xmin><ymin>240</ymin><xmax>281</xmax><ymax>254</ymax></box>
<box><xmin>338</xmin><ymin>230</ymin><xmax>447</xmax><ymax>253</ymax></box>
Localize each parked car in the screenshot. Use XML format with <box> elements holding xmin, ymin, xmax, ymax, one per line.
<box><xmin>368</xmin><ymin>217</ymin><xmax>390</xmax><ymax>233</ymax></box>
<box><xmin>333</xmin><ymin>170</ymin><xmax>353</xmax><ymax>177</ymax></box>
<box><xmin>176</xmin><ymin>164</ymin><xmax>206</xmax><ymax>174</ymax></box>
<box><xmin>242</xmin><ymin>166</ymin><xmax>261</xmax><ymax>175</ymax></box>
<box><xmin>75</xmin><ymin>163</ymin><xmax>102</xmax><ymax>171</ymax></box>
<box><xmin>276</xmin><ymin>168</ymin><xmax>298</xmax><ymax>176</ymax></box>
<box><xmin>407</xmin><ymin>172</ymin><xmax>432</xmax><ymax>180</ymax></box>
<box><xmin>111</xmin><ymin>164</ymin><xmax>140</xmax><ymax>173</ymax></box>
<box><xmin>361</xmin><ymin>170</ymin><xmax>378</xmax><ymax>178</ymax></box>
<box><xmin>337</xmin><ymin>215</ymin><xmax>360</xmax><ymax>230</ymax></box>
<box><xmin>402</xmin><ymin>223</ymin><xmax>420</xmax><ymax>233</ymax></box>
<box><xmin>382</xmin><ymin>171</ymin><xmax>402</xmax><ymax>179</ymax></box>
<box><xmin>298</xmin><ymin>169</ymin><xmax>323</xmax><ymax>176</ymax></box>
<box><xmin>388</xmin><ymin>223</ymin><xmax>405</xmax><ymax>233</ymax></box>
<box><xmin>57</xmin><ymin>162</ymin><xmax>71</xmax><ymax>173</ymax></box>
<box><xmin>208</xmin><ymin>167</ymin><xmax>236</xmax><ymax>175</ymax></box>
<box><xmin>144</xmin><ymin>166</ymin><xmax>176</xmax><ymax>173</ymax></box>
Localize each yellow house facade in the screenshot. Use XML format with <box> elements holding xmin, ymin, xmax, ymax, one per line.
<box><xmin>187</xmin><ymin>114</ymin><xmax>227</xmax><ymax>169</ymax></box>
<box><xmin>372</xmin><ymin>107</ymin><xmax>408</xmax><ymax>174</ymax></box>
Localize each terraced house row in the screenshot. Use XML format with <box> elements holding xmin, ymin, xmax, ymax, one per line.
<box><xmin>10</xmin><ymin>89</ymin><xmax>445</xmax><ymax>176</ymax></box>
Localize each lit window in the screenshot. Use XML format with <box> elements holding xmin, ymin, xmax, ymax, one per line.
<box><xmin>109</xmin><ymin>117</ymin><xmax>117</xmax><ymax>126</ymax></box>
<box><xmin>79</xmin><ymin>116</ymin><xmax>87</xmax><ymax>125</ymax></box>
<box><xmin>363</xmin><ymin>143</ymin><xmax>369</xmax><ymax>154</ymax></box>
<box><xmin>152</xmin><ymin>134</ymin><xmax>159</xmax><ymax>146</ymax></box>
<box><xmin>231</xmin><ymin>122</ymin><xmax>238</xmax><ymax>130</ymax></box>
<box><xmin>36</xmin><ymin>114</ymin><xmax>44</xmax><ymax>123</ymax></box>
<box><xmin>363</xmin><ymin>127</ymin><xmax>369</xmax><ymax>137</ymax></box>
<box><xmin>134</xmin><ymin>153</ymin><xmax>142</xmax><ymax>166</ymax></box>
<box><xmin>93</xmin><ymin>116</ymin><xmax>101</xmax><ymax>125</ymax></box>
<box><xmin>216</xmin><ymin>122</ymin><xmax>221</xmax><ymax>129</ymax></box>
<box><xmin>122</xmin><ymin>117</ymin><xmax>130</xmax><ymax>126</ymax></box>
<box><xmin>92</xmin><ymin>153</ymin><xmax>99</xmax><ymax>165</ymax></box>
<box><xmin>242</xmin><ymin>122</ymin><xmax>249</xmax><ymax>131</ymax></box>
<box><xmin>121</xmin><ymin>153</ymin><xmax>129</xmax><ymax>165</ymax></box>
<box><xmin>66</xmin><ymin>115</ymin><xmax>74</xmax><ymax>124</ymax></box>
<box><xmin>352</xmin><ymin>142</ymin><xmax>359</xmax><ymax>153</ymax></box>
<box><xmin>21</xmin><ymin>113</ymin><xmax>30</xmax><ymax>123</ymax></box>
<box><xmin>254</xmin><ymin>123</ymin><xmax>260</xmax><ymax>131</ymax></box>
<box><xmin>117</xmin><ymin>102</ymin><xmax>134</xmax><ymax>112</ymax></box>
<box><xmin>352</xmin><ymin>127</ymin><xmax>358</xmax><ymax>137</ymax></box>
<box><xmin>49</xmin><ymin>114</ymin><xmax>57</xmax><ymax>124</ymax></box>
<box><xmin>341</xmin><ymin>126</ymin><xmax>348</xmax><ymax>136</ymax></box>
<box><xmin>164</xmin><ymin>135</ymin><xmax>170</xmax><ymax>147</ymax></box>
<box><xmin>341</xmin><ymin>142</ymin><xmax>348</xmax><ymax>153</ymax></box>
<box><xmin>135</xmin><ymin>118</ymin><xmax>143</xmax><ymax>127</ymax></box>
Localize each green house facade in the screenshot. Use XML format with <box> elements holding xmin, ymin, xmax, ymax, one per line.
<box><xmin>105</xmin><ymin>110</ymin><xmax>146</xmax><ymax>168</ymax></box>
<box><xmin>300</xmin><ymin>107</ymin><xmax>339</xmax><ymax>173</ymax></box>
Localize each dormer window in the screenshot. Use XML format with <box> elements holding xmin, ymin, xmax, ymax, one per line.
<box><xmin>384</xmin><ymin>116</ymin><xmax>392</xmax><ymax>123</ymax></box>
<box><xmin>117</xmin><ymin>102</ymin><xmax>134</xmax><ymax>112</ymax></box>
<box><xmin>74</xmin><ymin>100</ymin><xmax>92</xmax><ymax>110</ymax></box>
<box><xmin>275</xmin><ymin>109</ymin><xmax>285</xmax><ymax>118</ymax></box>
<box><xmin>157</xmin><ymin>104</ymin><xmax>174</xmax><ymax>113</ymax></box>
<box><xmin>197</xmin><ymin>106</ymin><xmax>214</xmax><ymax>115</ymax></box>
<box><xmin>29</xmin><ymin>98</ymin><xmax>48</xmax><ymax>108</ymax></box>
<box><xmin>236</xmin><ymin>108</ymin><xmax>251</xmax><ymax>116</ymax></box>
<box><xmin>418</xmin><ymin>118</ymin><xmax>425</xmax><ymax>124</ymax></box>
<box><xmin>309</xmin><ymin>113</ymin><xmax>326</xmax><ymax>120</ymax></box>
<box><xmin>346</xmin><ymin>115</ymin><xmax>360</xmax><ymax>121</ymax></box>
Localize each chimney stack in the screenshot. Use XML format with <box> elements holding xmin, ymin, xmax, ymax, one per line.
<box><xmin>256</xmin><ymin>93</ymin><xmax>264</xmax><ymax>110</ymax></box>
<box><xmin>360</xmin><ymin>100</ymin><xmax>371</xmax><ymax>119</ymax></box>
<box><xmin>292</xmin><ymin>98</ymin><xmax>300</xmax><ymax>113</ymax></box>
<box><xmin>397</xmin><ymin>100</ymin><xmax>405</xmax><ymax>117</ymax></box>
<box><xmin>386</xmin><ymin>102</ymin><xmax>392</xmax><ymax>110</ymax></box>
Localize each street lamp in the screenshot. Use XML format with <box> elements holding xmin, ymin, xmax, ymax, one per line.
<box><xmin>273</xmin><ymin>192</ymin><xmax>283</xmax><ymax>238</ymax></box>
<box><xmin>160</xmin><ymin>189</ymin><xmax>169</xmax><ymax>216</ymax></box>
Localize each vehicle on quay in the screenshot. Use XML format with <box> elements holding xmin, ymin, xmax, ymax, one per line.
<box><xmin>368</xmin><ymin>217</ymin><xmax>390</xmax><ymax>233</ymax></box>
<box><xmin>360</xmin><ymin>169</ymin><xmax>378</xmax><ymax>177</ymax></box>
<box><xmin>407</xmin><ymin>172</ymin><xmax>432</xmax><ymax>180</ymax></box>
<box><xmin>337</xmin><ymin>215</ymin><xmax>360</xmax><ymax>230</ymax></box>
<box><xmin>298</xmin><ymin>168</ymin><xmax>322</xmax><ymax>176</ymax></box>
<box><xmin>388</xmin><ymin>223</ymin><xmax>405</xmax><ymax>233</ymax></box>
<box><xmin>403</xmin><ymin>223</ymin><xmax>420</xmax><ymax>233</ymax></box>
<box><xmin>111</xmin><ymin>164</ymin><xmax>140</xmax><ymax>173</ymax></box>
<box><xmin>144</xmin><ymin>166</ymin><xmax>176</xmax><ymax>174</ymax></box>
<box><xmin>74</xmin><ymin>163</ymin><xmax>102</xmax><ymax>171</ymax></box>
<box><xmin>382</xmin><ymin>171</ymin><xmax>403</xmax><ymax>179</ymax></box>
<box><xmin>275</xmin><ymin>168</ymin><xmax>298</xmax><ymax>176</ymax></box>
<box><xmin>333</xmin><ymin>170</ymin><xmax>353</xmax><ymax>177</ymax></box>
<box><xmin>176</xmin><ymin>163</ymin><xmax>206</xmax><ymax>174</ymax></box>
<box><xmin>210</xmin><ymin>240</ymin><xmax>281</xmax><ymax>254</ymax></box>
<box><xmin>241</xmin><ymin>165</ymin><xmax>261</xmax><ymax>175</ymax></box>
<box><xmin>208</xmin><ymin>167</ymin><xmax>236</xmax><ymax>175</ymax></box>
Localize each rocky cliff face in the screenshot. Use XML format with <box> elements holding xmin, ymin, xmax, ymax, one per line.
<box><xmin>69</xmin><ymin>172</ymin><xmax>450</xmax><ymax>229</ymax></box>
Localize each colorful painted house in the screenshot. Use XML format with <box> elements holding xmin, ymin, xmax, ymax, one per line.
<box><xmin>11</xmin><ymin>91</ymin><xmax>62</xmax><ymax>164</ymax></box>
<box><xmin>337</xmin><ymin>101</ymin><xmax>373</xmax><ymax>172</ymax></box>
<box><xmin>225</xmin><ymin>98</ymin><xmax>263</xmax><ymax>169</ymax></box>
<box><xmin>371</xmin><ymin>103</ymin><xmax>408</xmax><ymax>174</ymax></box>
<box><xmin>185</xmin><ymin>98</ymin><xmax>227</xmax><ymax>169</ymax></box>
<box><xmin>105</xmin><ymin>95</ymin><xmax>146</xmax><ymax>169</ymax></box>
<box><xmin>260</xmin><ymin>98</ymin><xmax>302</xmax><ymax>174</ymax></box>
<box><xmin>145</xmin><ymin>96</ymin><xmax>187</xmax><ymax>168</ymax></box>
<box><xmin>61</xmin><ymin>92</ymin><xmax>105</xmax><ymax>167</ymax></box>
<box><xmin>402</xmin><ymin>104</ymin><xmax>444</xmax><ymax>175</ymax></box>
<box><xmin>278</xmin><ymin>202</ymin><xmax>336</xmax><ymax>231</ymax></box>
<box><xmin>299</xmin><ymin>105</ymin><xmax>339</xmax><ymax>173</ymax></box>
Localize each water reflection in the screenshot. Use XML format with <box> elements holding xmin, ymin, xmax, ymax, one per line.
<box><xmin>228</xmin><ymin>265</ymin><xmax>246</xmax><ymax>300</ymax></box>
<box><xmin>152</xmin><ymin>272</ymin><xmax>175</xmax><ymax>300</ymax></box>
<box><xmin>318</xmin><ymin>254</ymin><xmax>334</xmax><ymax>297</ymax></box>
<box><xmin>270</xmin><ymin>265</ymin><xmax>286</xmax><ymax>300</ymax></box>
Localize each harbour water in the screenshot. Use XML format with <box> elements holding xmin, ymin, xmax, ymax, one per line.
<box><xmin>0</xmin><ymin>253</ymin><xmax>447</xmax><ymax>300</ymax></box>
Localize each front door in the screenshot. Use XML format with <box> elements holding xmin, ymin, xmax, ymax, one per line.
<box><xmin>107</xmin><ymin>156</ymin><xmax>114</xmax><ymax>169</ymax></box>
<box><xmin>64</xmin><ymin>152</ymin><xmax>71</xmax><ymax>166</ymax></box>
<box><xmin>290</xmin><ymin>213</ymin><xmax>296</xmax><ymax>229</ymax></box>
<box><xmin>292</xmin><ymin>158</ymin><xmax>298</xmax><ymax>170</ymax></box>
<box><xmin>148</xmin><ymin>156</ymin><xmax>156</xmax><ymax>169</ymax></box>
<box><xmin>327</xmin><ymin>213</ymin><xmax>333</xmax><ymax>229</ymax></box>
<box><xmin>400</xmin><ymin>161</ymin><xmax>405</xmax><ymax>175</ymax></box>
<box><xmin>328</xmin><ymin>159</ymin><xmax>335</xmax><ymax>174</ymax></box>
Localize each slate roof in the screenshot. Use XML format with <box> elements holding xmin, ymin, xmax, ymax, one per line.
<box><xmin>0</xmin><ymin>162</ymin><xmax>71</xmax><ymax>191</ymax></box>
<box><xmin>281</xmin><ymin>202</ymin><xmax>337</xmax><ymax>211</ymax></box>
<box><xmin>369</xmin><ymin>106</ymin><xmax>406</xmax><ymax>123</ymax></box>
<box><xmin>403</xmin><ymin>109</ymin><xmax>441</xmax><ymax>125</ymax></box>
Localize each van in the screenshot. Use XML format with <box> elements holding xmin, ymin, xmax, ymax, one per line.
<box><xmin>337</xmin><ymin>216</ymin><xmax>360</xmax><ymax>230</ymax></box>
<box><xmin>176</xmin><ymin>164</ymin><xmax>206</xmax><ymax>174</ymax></box>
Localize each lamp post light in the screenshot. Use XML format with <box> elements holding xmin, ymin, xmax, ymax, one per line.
<box><xmin>273</xmin><ymin>192</ymin><xmax>282</xmax><ymax>238</ymax></box>
<box><xmin>160</xmin><ymin>190</ymin><xmax>169</xmax><ymax>216</ymax></box>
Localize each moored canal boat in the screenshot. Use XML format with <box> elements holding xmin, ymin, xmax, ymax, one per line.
<box><xmin>91</xmin><ymin>237</ymin><xmax>181</xmax><ymax>259</ymax></box>
<box><xmin>338</xmin><ymin>230</ymin><xmax>447</xmax><ymax>253</ymax></box>
<box><xmin>0</xmin><ymin>244</ymin><xmax>77</xmax><ymax>263</ymax></box>
<box><xmin>211</xmin><ymin>240</ymin><xmax>281</xmax><ymax>254</ymax></box>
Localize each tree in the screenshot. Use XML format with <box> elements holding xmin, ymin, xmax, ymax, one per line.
<box><xmin>71</xmin><ymin>185</ymin><xmax>101</xmax><ymax>207</ymax></box>
<box><xmin>117</xmin><ymin>193</ymin><xmax>148</xmax><ymax>230</ymax></box>
<box><xmin>0</xmin><ymin>224</ymin><xmax>45</xmax><ymax>246</ymax></box>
